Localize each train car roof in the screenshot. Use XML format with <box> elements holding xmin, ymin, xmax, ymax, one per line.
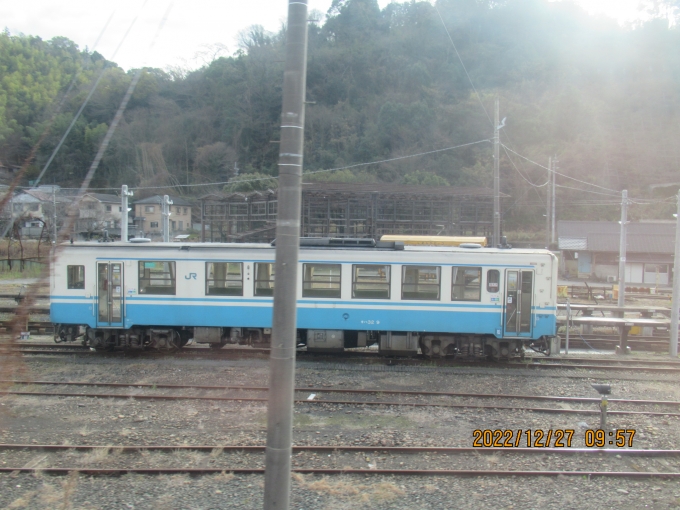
<box><xmin>60</xmin><ymin>240</ymin><xmax>553</xmax><ymax>256</ymax></box>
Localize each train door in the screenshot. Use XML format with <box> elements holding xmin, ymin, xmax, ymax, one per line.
<box><xmin>503</xmin><ymin>270</ymin><xmax>533</xmax><ymax>337</ymax></box>
<box><xmin>97</xmin><ymin>262</ymin><xmax>124</xmax><ymax>327</ymax></box>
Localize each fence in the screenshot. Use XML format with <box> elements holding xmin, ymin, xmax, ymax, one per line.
<box><xmin>0</xmin><ymin>258</ymin><xmax>48</xmax><ymax>272</ymax></box>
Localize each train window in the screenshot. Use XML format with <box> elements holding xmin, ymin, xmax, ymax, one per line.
<box><xmin>352</xmin><ymin>264</ymin><xmax>390</xmax><ymax>299</ymax></box>
<box><xmin>254</xmin><ymin>263</ymin><xmax>275</xmax><ymax>296</ymax></box>
<box><xmin>67</xmin><ymin>265</ymin><xmax>85</xmax><ymax>289</ymax></box>
<box><xmin>206</xmin><ymin>262</ymin><xmax>243</xmax><ymax>296</ymax></box>
<box><xmin>402</xmin><ymin>266</ymin><xmax>440</xmax><ymax>300</ymax></box>
<box><xmin>138</xmin><ymin>261</ymin><xmax>176</xmax><ymax>295</ymax></box>
<box><xmin>487</xmin><ymin>269</ymin><xmax>500</xmax><ymax>293</ymax></box>
<box><xmin>452</xmin><ymin>266</ymin><xmax>481</xmax><ymax>301</ymax></box>
<box><xmin>303</xmin><ymin>264</ymin><xmax>341</xmax><ymax>298</ymax></box>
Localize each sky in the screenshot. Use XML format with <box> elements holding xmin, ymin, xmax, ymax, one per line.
<box><xmin>1</xmin><ymin>0</ymin><xmax>650</xmax><ymax>72</ymax></box>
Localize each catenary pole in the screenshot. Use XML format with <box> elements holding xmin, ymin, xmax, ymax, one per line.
<box><xmin>670</xmin><ymin>190</ymin><xmax>680</xmax><ymax>358</ymax></box>
<box><xmin>551</xmin><ymin>156</ymin><xmax>557</xmax><ymax>244</ymax></box>
<box><xmin>52</xmin><ymin>188</ymin><xmax>58</xmax><ymax>244</ymax></box>
<box><xmin>545</xmin><ymin>157</ymin><xmax>551</xmax><ymax>248</ymax></box>
<box><xmin>162</xmin><ymin>195</ymin><xmax>172</xmax><ymax>242</ymax></box>
<box><xmin>617</xmin><ymin>190</ymin><xmax>628</xmax><ymax>308</ymax></box>
<box><xmin>263</xmin><ymin>0</ymin><xmax>308</xmax><ymax>508</ymax></box>
<box><xmin>121</xmin><ymin>185</ymin><xmax>132</xmax><ymax>242</ymax></box>
<box><xmin>493</xmin><ymin>97</ymin><xmax>500</xmax><ymax>247</ymax></box>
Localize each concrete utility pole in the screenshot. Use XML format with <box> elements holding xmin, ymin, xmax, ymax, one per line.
<box><xmin>493</xmin><ymin>97</ymin><xmax>500</xmax><ymax>247</ymax></box>
<box><xmin>162</xmin><ymin>195</ymin><xmax>172</xmax><ymax>242</ymax></box>
<box><xmin>551</xmin><ymin>156</ymin><xmax>557</xmax><ymax>245</ymax></box>
<box><xmin>617</xmin><ymin>190</ymin><xmax>628</xmax><ymax>308</ymax></box>
<box><xmin>52</xmin><ymin>188</ymin><xmax>57</xmax><ymax>244</ymax></box>
<box><xmin>263</xmin><ymin>0</ymin><xmax>308</xmax><ymax>508</ymax></box>
<box><xmin>545</xmin><ymin>157</ymin><xmax>552</xmax><ymax>248</ymax></box>
<box><xmin>121</xmin><ymin>185</ymin><xmax>133</xmax><ymax>242</ymax></box>
<box><xmin>670</xmin><ymin>190</ymin><xmax>680</xmax><ymax>358</ymax></box>
<box><xmin>9</xmin><ymin>194</ymin><xmax>13</xmax><ymax>239</ymax></box>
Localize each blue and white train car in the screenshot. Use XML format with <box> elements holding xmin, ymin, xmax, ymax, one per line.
<box><xmin>50</xmin><ymin>238</ymin><xmax>558</xmax><ymax>359</ymax></box>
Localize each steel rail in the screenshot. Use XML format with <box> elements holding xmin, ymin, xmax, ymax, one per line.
<box><xmin>1</xmin><ymin>390</ymin><xmax>678</xmax><ymax>417</ymax></box>
<box><xmin>510</xmin><ymin>362</ymin><xmax>680</xmax><ymax>373</ymax></box>
<box><xmin>4</xmin><ymin>380</ymin><xmax>680</xmax><ymax>407</ymax></box>
<box><xmin>0</xmin><ymin>467</ymin><xmax>679</xmax><ymax>478</ymax></box>
<box><xmin>11</xmin><ymin>343</ymin><xmax>680</xmax><ymax>373</ymax></box>
<box><xmin>1</xmin><ymin>444</ymin><xmax>680</xmax><ymax>456</ymax></box>
<box><xmin>11</xmin><ymin>343</ymin><xmax>680</xmax><ymax>366</ymax></box>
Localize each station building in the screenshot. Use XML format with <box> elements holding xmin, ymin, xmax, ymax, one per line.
<box><xmin>558</xmin><ymin>220</ymin><xmax>675</xmax><ymax>286</ymax></box>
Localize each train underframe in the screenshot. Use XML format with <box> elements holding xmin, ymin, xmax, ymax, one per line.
<box><xmin>54</xmin><ymin>324</ymin><xmax>554</xmax><ymax>360</ymax></box>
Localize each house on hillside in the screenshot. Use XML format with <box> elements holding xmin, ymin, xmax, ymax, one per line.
<box><xmin>557</xmin><ymin>220</ymin><xmax>675</xmax><ymax>285</ymax></box>
<box><xmin>132</xmin><ymin>195</ymin><xmax>193</xmax><ymax>239</ymax></box>
<box><xmin>11</xmin><ymin>186</ymin><xmax>71</xmax><ymax>239</ymax></box>
<box><xmin>75</xmin><ymin>193</ymin><xmax>128</xmax><ymax>239</ymax></box>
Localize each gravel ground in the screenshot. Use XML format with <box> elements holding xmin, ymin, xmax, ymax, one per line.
<box><xmin>2</xmin><ymin>354</ymin><xmax>680</xmax><ymax>508</ymax></box>
<box><xmin>1</xmin><ymin>471</ymin><xmax>679</xmax><ymax>509</ymax></box>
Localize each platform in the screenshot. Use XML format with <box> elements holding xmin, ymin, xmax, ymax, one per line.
<box><xmin>557</xmin><ymin>304</ymin><xmax>670</xmax><ymax>318</ymax></box>
<box><xmin>557</xmin><ymin>315</ymin><xmax>670</xmax><ymax>354</ymax></box>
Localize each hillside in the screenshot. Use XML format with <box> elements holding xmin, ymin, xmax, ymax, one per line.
<box><xmin>0</xmin><ymin>0</ymin><xmax>679</xmax><ymax>229</ymax></box>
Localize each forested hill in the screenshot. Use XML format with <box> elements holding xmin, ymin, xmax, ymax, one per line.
<box><xmin>1</xmin><ymin>0</ymin><xmax>679</xmax><ymax>228</ymax></box>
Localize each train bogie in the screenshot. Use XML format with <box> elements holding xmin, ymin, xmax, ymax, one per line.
<box><xmin>50</xmin><ymin>239</ymin><xmax>558</xmax><ymax>361</ymax></box>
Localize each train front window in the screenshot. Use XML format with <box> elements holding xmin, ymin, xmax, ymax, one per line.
<box><xmin>352</xmin><ymin>264</ymin><xmax>390</xmax><ymax>299</ymax></box>
<box><xmin>138</xmin><ymin>261</ymin><xmax>176</xmax><ymax>295</ymax></box>
<box><xmin>452</xmin><ymin>266</ymin><xmax>481</xmax><ymax>301</ymax></box>
<box><xmin>206</xmin><ymin>262</ymin><xmax>243</xmax><ymax>296</ymax></box>
<box><xmin>303</xmin><ymin>263</ymin><xmax>341</xmax><ymax>298</ymax></box>
<box><xmin>67</xmin><ymin>265</ymin><xmax>85</xmax><ymax>289</ymax></box>
<box><xmin>254</xmin><ymin>263</ymin><xmax>275</xmax><ymax>296</ymax></box>
<box><xmin>402</xmin><ymin>265</ymin><xmax>440</xmax><ymax>300</ymax></box>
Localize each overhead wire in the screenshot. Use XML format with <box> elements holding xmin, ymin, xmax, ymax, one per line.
<box><xmin>46</xmin><ymin>138</ymin><xmax>493</xmax><ymax>193</ymax></box>
<box><xmin>433</xmin><ymin>3</ymin><xmax>493</xmax><ymax>127</ymax></box>
<box><xmin>555</xmin><ymin>184</ymin><xmax>623</xmax><ymax>197</ymax></box>
<box><xmin>501</xmin><ymin>144</ymin><xmax>621</xmax><ymax>195</ymax></box>
<box><xmin>31</xmin><ymin>10</ymin><xmax>119</xmax><ymax>190</ymax></box>
<box><xmin>0</xmin><ymin>7</ymin><xmax>125</xmax><ymax>239</ymax></box>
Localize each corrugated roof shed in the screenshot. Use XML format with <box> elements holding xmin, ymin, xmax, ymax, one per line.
<box><xmin>558</xmin><ymin>220</ymin><xmax>675</xmax><ymax>254</ymax></box>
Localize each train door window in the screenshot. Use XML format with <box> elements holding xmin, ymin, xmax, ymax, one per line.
<box><xmin>303</xmin><ymin>263</ymin><xmax>341</xmax><ymax>298</ymax></box>
<box><xmin>352</xmin><ymin>264</ymin><xmax>390</xmax><ymax>299</ymax></box>
<box><xmin>402</xmin><ymin>265</ymin><xmax>440</xmax><ymax>300</ymax></box>
<box><xmin>138</xmin><ymin>261</ymin><xmax>176</xmax><ymax>295</ymax></box>
<box><xmin>451</xmin><ymin>266</ymin><xmax>482</xmax><ymax>301</ymax></box>
<box><xmin>519</xmin><ymin>271</ymin><xmax>533</xmax><ymax>332</ymax></box>
<box><xmin>254</xmin><ymin>263</ymin><xmax>275</xmax><ymax>296</ymax></box>
<box><xmin>206</xmin><ymin>262</ymin><xmax>243</xmax><ymax>296</ymax></box>
<box><xmin>67</xmin><ymin>265</ymin><xmax>85</xmax><ymax>289</ymax></box>
<box><xmin>487</xmin><ymin>269</ymin><xmax>500</xmax><ymax>293</ymax></box>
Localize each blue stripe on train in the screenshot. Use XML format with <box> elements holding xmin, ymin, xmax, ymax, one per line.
<box><xmin>51</xmin><ymin>302</ymin><xmax>557</xmax><ymax>339</ymax></box>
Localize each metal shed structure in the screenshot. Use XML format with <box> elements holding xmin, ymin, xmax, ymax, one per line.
<box><xmin>200</xmin><ymin>182</ymin><xmax>499</xmax><ymax>243</ymax></box>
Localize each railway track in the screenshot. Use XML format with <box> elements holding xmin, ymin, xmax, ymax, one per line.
<box><xmin>2</xmin><ymin>380</ymin><xmax>679</xmax><ymax>417</ymax></box>
<box><xmin>3</xmin><ymin>323</ymin><xmax>675</xmax><ymax>354</ymax></box>
<box><xmin>11</xmin><ymin>342</ymin><xmax>680</xmax><ymax>374</ymax></box>
<box><xmin>1</xmin><ymin>444</ymin><xmax>679</xmax><ymax>478</ymax></box>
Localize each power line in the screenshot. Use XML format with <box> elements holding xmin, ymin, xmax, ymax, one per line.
<box><xmin>433</xmin><ymin>4</ymin><xmax>493</xmax><ymax>127</ymax></box>
<box><xmin>501</xmin><ymin>144</ymin><xmax>621</xmax><ymax>195</ymax></box>
<box><xmin>502</xmin><ymin>145</ymin><xmax>549</xmax><ymax>188</ymax></box>
<box><xmin>47</xmin><ymin>138</ymin><xmax>493</xmax><ymax>192</ymax></box>
<box><xmin>555</xmin><ymin>184</ymin><xmax>622</xmax><ymax>197</ymax></box>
